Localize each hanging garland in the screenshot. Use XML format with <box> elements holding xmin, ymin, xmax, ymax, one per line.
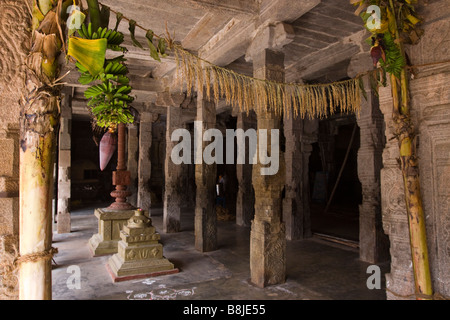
<box><xmin>171</xmin><ymin>44</ymin><xmax>362</xmax><ymax>120</ymax></box>
<box><xmin>105</xmin><ymin>5</ymin><xmax>358</xmax><ymax>120</ymax></box>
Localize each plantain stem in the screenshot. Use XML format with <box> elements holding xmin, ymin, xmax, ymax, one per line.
<box><xmin>87</xmin><ymin>0</ymin><xmax>101</xmax><ymax>32</ymax></box>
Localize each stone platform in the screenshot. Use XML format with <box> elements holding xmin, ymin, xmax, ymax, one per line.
<box><xmin>88</xmin><ymin>208</ymin><xmax>137</xmax><ymax>256</ymax></box>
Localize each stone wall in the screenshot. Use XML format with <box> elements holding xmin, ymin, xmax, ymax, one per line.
<box><xmin>380</xmin><ymin>0</ymin><xmax>450</xmax><ymax>299</ymax></box>
<box><xmin>0</xmin><ymin>0</ymin><xmax>31</xmax><ymax>247</ymax></box>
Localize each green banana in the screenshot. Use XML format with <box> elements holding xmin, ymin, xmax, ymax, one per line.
<box><xmin>105</xmin><ymin>62</ymin><xmax>112</xmax><ymax>74</ymax></box>
<box><xmin>100</xmin><ymin>27</ymin><xmax>107</xmax><ymax>39</ymax></box>
<box><xmin>105</xmin><ymin>29</ymin><xmax>112</xmax><ymax>40</ymax></box>
<box><xmin>81</xmin><ymin>23</ymin><xmax>88</xmax><ymax>38</ymax></box>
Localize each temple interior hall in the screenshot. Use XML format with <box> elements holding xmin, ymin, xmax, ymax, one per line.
<box><xmin>1</xmin><ymin>0</ymin><xmax>449</xmax><ymax>301</ymax></box>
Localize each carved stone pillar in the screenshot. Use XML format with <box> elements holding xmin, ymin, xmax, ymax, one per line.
<box><xmin>57</xmin><ymin>89</ymin><xmax>72</xmax><ymax>234</ymax></box>
<box><xmin>195</xmin><ymin>88</ymin><xmax>217</xmax><ymax>252</ymax></box>
<box><xmin>250</xmin><ymin>48</ymin><xmax>286</xmax><ymax>288</ymax></box>
<box><xmin>380</xmin><ymin>67</ymin><xmax>450</xmax><ymax>299</ymax></box>
<box><xmin>137</xmin><ymin>112</ymin><xmax>157</xmax><ymax>211</ymax></box>
<box><xmin>244</xmin><ymin>22</ymin><xmax>294</xmax><ymax>288</ymax></box>
<box><xmin>236</xmin><ymin>111</ymin><xmax>256</xmax><ymax>227</ymax></box>
<box><xmin>356</xmin><ymin>77</ymin><xmax>390</xmax><ymax>264</ymax></box>
<box><xmin>382</xmin><ymin>2</ymin><xmax>450</xmax><ymax>299</ymax></box>
<box><xmin>348</xmin><ymin>52</ymin><xmax>390</xmax><ymax>264</ymax></box>
<box><xmin>127</xmin><ymin>124</ymin><xmax>139</xmax><ymax>208</ymax></box>
<box><xmin>0</xmin><ymin>0</ymin><xmax>29</xmax><ymax>243</ymax></box>
<box><xmin>283</xmin><ymin>117</ymin><xmax>318</xmax><ymax>240</ymax></box>
<box><xmin>163</xmin><ymin>106</ymin><xmax>183</xmax><ymax>233</ymax></box>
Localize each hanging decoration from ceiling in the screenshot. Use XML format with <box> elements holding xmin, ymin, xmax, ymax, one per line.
<box><xmin>171</xmin><ymin>44</ymin><xmax>362</xmax><ymax>120</ymax></box>
<box><xmin>135</xmin><ymin>19</ymin><xmax>364</xmax><ymax>120</ymax></box>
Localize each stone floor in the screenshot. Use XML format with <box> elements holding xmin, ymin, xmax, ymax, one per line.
<box><xmin>51</xmin><ymin>202</ymin><xmax>389</xmax><ymax>300</ymax></box>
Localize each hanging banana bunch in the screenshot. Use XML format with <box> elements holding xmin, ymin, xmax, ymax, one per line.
<box><xmin>66</xmin><ymin>0</ymin><xmax>168</xmax><ymax>131</ymax></box>
<box><xmin>66</xmin><ymin>0</ymin><xmax>134</xmax><ymax>131</ymax></box>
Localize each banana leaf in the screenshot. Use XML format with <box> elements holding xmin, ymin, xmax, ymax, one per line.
<box><xmin>100</xmin><ymin>4</ymin><xmax>110</xmax><ymax>29</ymax></box>
<box><xmin>67</xmin><ymin>37</ymin><xmax>107</xmax><ymax>76</ymax></box>
<box><xmin>129</xmin><ymin>19</ymin><xmax>143</xmax><ymax>49</ymax></box>
<box><xmin>87</xmin><ymin>0</ymin><xmax>101</xmax><ymax>32</ymax></box>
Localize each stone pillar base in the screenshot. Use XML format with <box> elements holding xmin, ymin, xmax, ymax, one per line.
<box><xmin>88</xmin><ymin>208</ymin><xmax>136</xmax><ymax>256</ymax></box>
<box><xmin>250</xmin><ymin>219</ymin><xmax>286</xmax><ymax>288</ymax></box>
<box><xmin>56</xmin><ymin>212</ymin><xmax>71</xmax><ymax>234</ymax></box>
<box><xmin>106</xmin><ymin>209</ymin><xmax>178</xmax><ymax>282</ymax></box>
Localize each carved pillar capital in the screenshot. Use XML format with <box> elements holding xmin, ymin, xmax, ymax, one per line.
<box><xmin>245</xmin><ymin>21</ymin><xmax>295</xmax><ymax>63</ymax></box>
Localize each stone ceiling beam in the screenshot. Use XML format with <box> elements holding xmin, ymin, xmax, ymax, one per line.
<box><xmin>245</xmin><ymin>22</ymin><xmax>295</xmax><ymax>62</ymax></box>
<box><xmin>259</xmin><ymin>0</ymin><xmax>321</xmax><ymax>24</ymax></box>
<box><xmin>199</xmin><ymin>0</ymin><xmax>320</xmax><ymax>66</ymax></box>
<box><xmin>184</xmin><ymin>0</ymin><xmax>260</xmax><ymax>15</ymax></box>
<box><xmin>198</xmin><ymin>17</ymin><xmax>255</xmax><ymax>66</ymax></box>
<box><xmin>181</xmin><ymin>12</ymin><xmax>234</xmax><ymax>51</ymax></box>
<box><xmin>284</xmin><ymin>29</ymin><xmax>366</xmax><ymax>83</ymax></box>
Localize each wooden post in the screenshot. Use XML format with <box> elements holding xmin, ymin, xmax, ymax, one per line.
<box><xmin>108</xmin><ymin>123</ymin><xmax>134</xmax><ymax>210</ymax></box>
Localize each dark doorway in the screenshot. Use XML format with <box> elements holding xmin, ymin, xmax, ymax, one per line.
<box><xmin>309</xmin><ymin>115</ymin><xmax>361</xmax><ymax>244</ymax></box>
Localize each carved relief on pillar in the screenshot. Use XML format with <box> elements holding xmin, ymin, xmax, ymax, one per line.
<box><xmin>195</xmin><ymin>90</ymin><xmax>217</xmax><ymax>252</ymax></box>
<box><xmin>409</xmin><ymin>70</ymin><xmax>450</xmax><ymax>297</ymax></box>
<box><xmin>405</xmin><ymin>1</ymin><xmax>450</xmax><ymax>69</ymax></box>
<box><xmin>379</xmin><ymin>80</ymin><xmax>416</xmax><ymax>299</ymax></box>
<box><xmin>236</xmin><ymin>111</ymin><xmax>256</xmax><ymax>227</ymax></box>
<box><xmin>0</xmin><ymin>0</ymin><xmax>30</xmax><ymax>98</ymax></box>
<box><xmin>127</xmin><ymin>124</ymin><xmax>139</xmax><ymax>207</ymax></box>
<box><xmin>164</xmin><ymin>106</ymin><xmax>183</xmax><ymax>233</ymax></box>
<box><xmin>137</xmin><ymin>112</ymin><xmax>158</xmax><ymax>211</ymax></box>
<box><xmin>283</xmin><ymin>116</ymin><xmax>318</xmax><ymax>240</ymax></box>
<box><xmin>249</xmin><ymin>47</ymin><xmax>286</xmax><ymax>288</ymax></box>
<box><xmin>380</xmin><ymin>68</ymin><xmax>450</xmax><ymax>298</ymax></box>
<box><xmin>356</xmin><ymin>78</ymin><xmax>389</xmax><ymax>263</ymax></box>
<box><xmin>0</xmin><ymin>1</ymin><xmax>31</xmax><ymax>268</ymax></box>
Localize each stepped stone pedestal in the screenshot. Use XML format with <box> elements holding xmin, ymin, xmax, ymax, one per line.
<box><xmin>107</xmin><ymin>209</ymin><xmax>178</xmax><ymax>282</ymax></box>
<box><xmin>88</xmin><ymin>208</ymin><xmax>136</xmax><ymax>256</ymax></box>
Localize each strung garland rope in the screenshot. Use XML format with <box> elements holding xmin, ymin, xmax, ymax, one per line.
<box><xmin>104</xmin><ymin>4</ymin><xmax>363</xmax><ymax>120</ymax></box>
<box><xmin>171</xmin><ymin>44</ymin><xmax>362</xmax><ymax>120</ymax></box>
